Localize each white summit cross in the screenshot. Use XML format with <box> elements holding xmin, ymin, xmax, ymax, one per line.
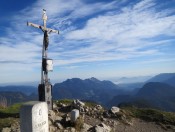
<box><xmin>27</xmin><ymin>9</ymin><xmax>59</xmax><ymax>109</ymax></box>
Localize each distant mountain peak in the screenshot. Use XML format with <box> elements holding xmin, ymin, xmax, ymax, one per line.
<box><xmin>65</xmin><ymin>78</ymin><xmax>81</xmax><ymax>82</ymax></box>
<box><xmin>88</xmin><ymin>77</ymin><xmax>100</xmax><ymax>82</ymax></box>
<box><xmin>147</xmin><ymin>73</ymin><xmax>175</xmax><ymax>83</ymax></box>
<box><xmin>53</xmin><ymin>77</ymin><xmax>121</xmax><ymax>105</ymax></box>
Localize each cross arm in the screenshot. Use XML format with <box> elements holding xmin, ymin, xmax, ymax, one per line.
<box><xmin>27</xmin><ymin>22</ymin><xmax>59</xmax><ymax>34</ymax></box>
<box><xmin>47</xmin><ymin>28</ymin><xmax>59</xmax><ymax>34</ymax></box>
<box><xmin>27</xmin><ymin>22</ymin><xmax>42</xmax><ymax>29</ymax></box>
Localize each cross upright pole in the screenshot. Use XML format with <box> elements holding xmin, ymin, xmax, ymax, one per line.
<box><xmin>27</xmin><ymin>9</ymin><xmax>59</xmax><ymax>109</ymax></box>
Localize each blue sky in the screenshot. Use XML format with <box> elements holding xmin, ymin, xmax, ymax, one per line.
<box><xmin>0</xmin><ymin>0</ymin><xmax>175</xmax><ymax>84</ymax></box>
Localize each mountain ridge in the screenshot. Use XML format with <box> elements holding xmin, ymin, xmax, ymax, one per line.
<box><xmin>1</xmin><ymin>73</ymin><xmax>175</xmax><ymax>111</ymax></box>
<box><xmin>146</xmin><ymin>73</ymin><xmax>175</xmax><ymax>83</ymax></box>
<box><xmin>108</xmin><ymin>82</ymin><xmax>175</xmax><ymax>111</ymax></box>
<box><xmin>53</xmin><ymin>77</ymin><xmax>124</xmax><ymax>105</ymax></box>
<box><xmin>0</xmin><ymin>86</ymin><xmax>37</xmax><ymax>96</ymax></box>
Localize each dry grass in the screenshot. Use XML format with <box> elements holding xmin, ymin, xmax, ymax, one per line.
<box><xmin>74</xmin><ymin>116</ymin><xmax>84</xmax><ymax>131</ymax></box>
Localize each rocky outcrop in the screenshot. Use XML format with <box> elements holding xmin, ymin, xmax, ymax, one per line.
<box><xmin>71</xmin><ymin>99</ymin><xmax>85</xmax><ymax>112</ymax></box>
<box><xmin>81</xmin><ymin>123</ymin><xmax>92</xmax><ymax>132</ymax></box>
<box><xmin>1</xmin><ymin>101</ymin><xmax>131</xmax><ymax>132</ymax></box>
<box><xmin>2</xmin><ymin>127</ymin><xmax>11</xmax><ymax>132</ymax></box>
<box><xmin>47</xmin><ymin>101</ymin><xmax>115</xmax><ymax>131</ymax></box>
<box><xmin>2</xmin><ymin>120</ymin><xmax>20</xmax><ymax>132</ymax></box>
<box><xmin>110</xmin><ymin>106</ymin><xmax>120</xmax><ymax>114</ymax></box>
<box><xmin>1</xmin><ymin>100</ymin><xmax>174</xmax><ymax>132</ymax></box>
<box><xmin>88</xmin><ymin>123</ymin><xmax>111</xmax><ymax>132</ymax></box>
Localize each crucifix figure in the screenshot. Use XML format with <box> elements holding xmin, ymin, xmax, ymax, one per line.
<box><xmin>27</xmin><ymin>9</ymin><xmax>59</xmax><ymax>109</ymax></box>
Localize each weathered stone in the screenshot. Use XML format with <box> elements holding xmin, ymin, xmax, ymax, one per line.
<box><xmin>77</xmin><ymin>100</ymin><xmax>85</xmax><ymax>106</ymax></box>
<box><xmin>53</xmin><ymin>103</ymin><xmax>57</xmax><ymax>109</ymax></box>
<box><xmin>96</xmin><ymin>105</ymin><xmax>103</xmax><ymax>110</ymax></box>
<box><xmin>71</xmin><ymin>109</ymin><xmax>80</xmax><ymax>122</ymax></box>
<box><xmin>101</xmin><ymin>117</ymin><xmax>106</xmax><ymax>122</ymax></box>
<box><xmin>82</xmin><ymin>113</ymin><xmax>85</xmax><ymax>121</ymax></box>
<box><xmin>62</xmin><ymin>103</ymin><xmax>67</xmax><ymax>107</ymax></box>
<box><xmin>111</xmin><ymin>121</ymin><xmax>118</xmax><ymax>127</ymax></box>
<box><xmin>108</xmin><ymin>120</ymin><xmax>112</xmax><ymax>124</ymax></box>
<box><xmin>80</xmin><ymin>107</ymin><xmax>85</xmax><ymax>112</ymax></box>
<box><xmin>66</xmin><ymin>116</ymin><xmax>71</xmax><ymax>122</ymax></box>
<box><xmin>48</xmin><ymin>110</ymin><xmax>55</xmax><ymax>117</ymax></box>
<box><xmin>55</xmin><ymin>122</ymin><xmax>63</xmax><ymax>129</ymax></box>
<box><xmin>55</xmin><ymin>115</ymin><xmax>63</xmax><ymax>122</ymax></box>
<box><xmin>110</xmin><ymin>106</ymin><xmax>120</xmax><ymax>114</ymax></box>
<box><xmin>72</xmin><ymin>99</ymin><xmax>85</xmax><ymax>112</ymax></box>
<box><xmin>81</xmin><ymin>123</ymin><xmax>92</xmax><ymax>132</ymax></box>
<box><xmin>49</xmin><ymin>125</ymin><xmax>57</xmax><ymax>132</ymax></box>
<box><xmin>58</xmin><ymin>102</ymin><xmax>66</xmax><ymax>108</ymax></box>
<box><xmin>54</xmin><ymin>108</ymin><xmax>59</xmax><ymax>113</ymax></box>
<box><xmin>20</xmin><ymin>101</ymin><xmax>48</xmax><ymax>132</ymax></box>
<box><xmin>48</xmin><ymin>118</ymin><xmax>52</xmax><ymax>126</ymax></box>
<box><xmin>70</xmin><ymin>127</ymin><xmax>76</xmax><ymax>132</ymax></box>
<box><xmin>85</xmin><ymin>108</ymin><xmax>89</xmax><ymax>113</ymax></box>
<box><xmin>103</xmin><ymin>111</ymin><xmax>110</xmax><ymax>118</ymax></box>
<box><xmin>11</xmin><ymin>121</ymin><xmax>20</xmax><ymax>132</ymax></box>
<box><xmin>95</xmin><ymin>126</ymin><xmax>106</xmax><ymax>132</ymax></box>
<box><xmin>2</xmin><ymin>127</ymin><xmax>11</xmax><ymax>132</ymax></box>
<box><xmin>125</xmin><ymin>120</ymin><xmax>133</xmax><ymax>126</ymax></box>
<box><xmin>93</xmin><ymin>108</ymin><xmax>97</xmax><ymax>111</ymax></box>
<box><xmin>96</xmin><ymin>123</ymin><xmax>111</xmax><ymax>132</ymax></box>
<box><xmin>49</xmin><ymin>116</ymin><xmax>55</xmax><ymax>124</ymax></box>
<box><xmin>88</xmin><ymin>123</ymin><xmax>111</xmax><ymax>132</ymax></box>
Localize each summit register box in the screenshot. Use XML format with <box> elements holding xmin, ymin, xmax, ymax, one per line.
<box><xmin>42</xmin><ymin>58</ymin><xmax>53</xmax><ymax>72</ymax></box>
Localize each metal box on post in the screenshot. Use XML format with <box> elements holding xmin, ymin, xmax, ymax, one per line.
<box><xmin>42</xmin><ymin>58</ymin><xmax>53</xmax><ymax>72</ymax></box>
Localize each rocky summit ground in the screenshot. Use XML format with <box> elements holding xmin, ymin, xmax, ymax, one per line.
<box><xmin>1</xmin><ymin>99</ymin><xmax>175</xmax><ymax>132</ymax></box>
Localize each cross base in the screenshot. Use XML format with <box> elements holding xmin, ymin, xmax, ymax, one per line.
<box><xmin>38</xmin><ymin>83</ymin><xmax>53</xmax><ymax>110</ymax></box>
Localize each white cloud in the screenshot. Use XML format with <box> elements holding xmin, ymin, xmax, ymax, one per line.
<box><xmin>140</xmin><ymin>58</ymin><xmax>175</xmax><ymax>64</ymax></box>
<box><xmin>0</xmin><ymin>0</ymin><xmax>175</xmax><ymax>82</ymax></box>
<box><xmin>66</xmin><ymin>2</ymin><xmax>175</xmax><ymax>42</ymax></box>
<box><xmin>64</xmin><ymin>0</ymin><xmax>175</xmax><ymax>65</ymax></box>
<box><xmin>133</xmin><ymin>0</ymin><xmax>155</xmax><ymax>11</ymax></box>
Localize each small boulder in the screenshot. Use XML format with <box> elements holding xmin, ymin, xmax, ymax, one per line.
<box><xmin>110</xmin><ymin>106</ymin><xmax>120</xmax><ymax>114</ymax></box>
<box><xmin>55</xmin><ymin>115</ymin><xmax>63</xmax><ymax>122</ymax></box>
<box><xmin>49</xmin><ymin>125</ymin><xmax>57</xmax><ymax>132</ymax></box>
<box><xmin>72</xmin><ymin>99</ymin><xmax>85</xmax><ymax>112</ymax></box>
<box><xmin>96</xmin><ymin>105</ymin><xmax>103</xmax><ymax>110</ymax></box>
<box><xmin>55</xmin><ymin>122</ymin><xmax>63</xmax><ymax>130</ymax></box>
<box><xmin>81</xmin><ymin>123</ymin><xmax>92</xmax><ymax>132</ymax></box>
<box><xmin>2</xmin><ymin>127</ymin><xmax>11</xmax><ymax>132</ymax></box>
<box><xmin>53</xmin><ymin>102</ymin><xmax>57</xmax><ymax>109</ymax></box>
<box><xmin>48</xmin><ymin>110</ymin><xmax>56</xmax><ymax>117</ymax></box>
<box><xmin>71</xmin><ymin>109</ymin><xmax>80</xmax><ymax>122</ymax></box>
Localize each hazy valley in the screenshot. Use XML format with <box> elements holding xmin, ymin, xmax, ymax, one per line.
<box><xmin>0</xmin><ymin>73</ymin><xmax>175</xmax><ymax>112</ymax></box>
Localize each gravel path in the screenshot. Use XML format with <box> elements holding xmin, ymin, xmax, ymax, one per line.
<box><xmin>115</xmin><ymin>119</ymin><xmax>174</xmax><ymax>132</ymax></box>
<box><xmin>84</xmin><ymin>115</ymin><xmax>175</xmax><ymax>132</ymax></box>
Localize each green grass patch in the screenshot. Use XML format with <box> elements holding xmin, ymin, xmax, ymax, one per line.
<box><xmin>122</xmin><ymin>107</ymin><xmax>175</xmax><ymax>125</ymax></box>
<box><xmin>0</xmin><ymin>103</ymin><xmax>22</xmax><ymax>114</ymax></box>
<box><xmin>74</xmin><ymin>116</ymin><xmax>84</xmax><ymax>131</ymax></box>
<box><xmin>0</xmin><ymin>103</ymin><xmax>22</xmax><ymax>118</ymax></box>
<box><xmin>54</xmin><ymin>99</ymin><xmax>98</xmax><ymax>108</ymax></box>
<box><xmin>55</xmin><ymin>99</ymin><xmax>73</xmax><ymax>105</ymax></box>
<box><xmin>85</xmin><ymin>102</ymin><xmax>97</xmax><ymax>108</ymax></box>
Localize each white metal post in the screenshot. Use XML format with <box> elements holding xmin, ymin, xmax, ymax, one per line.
<box><xmin>27</xmin><ymin>9</ymin><xmax>59</xmax><ymax>110</ymax></box>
